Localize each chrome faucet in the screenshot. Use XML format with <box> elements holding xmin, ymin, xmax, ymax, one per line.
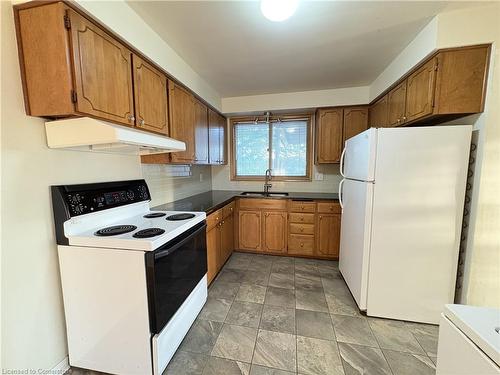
<box><xmin>264</xmin><ymin>169</ymin><xmax>272</xmax><ymax>194</ymax></box>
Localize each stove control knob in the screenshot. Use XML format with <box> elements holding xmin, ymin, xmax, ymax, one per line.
<box><xmin>127</xmin><ymin>190</ymin><xmax>135</xmax><ymax>200</ymax></box>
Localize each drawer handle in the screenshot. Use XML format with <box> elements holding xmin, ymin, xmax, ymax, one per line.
<box><xmin>300</xmin><ymin>242</ymin><xmax>304</xmax><ymax>247</ymax></box>
<box><xmin>300</xmin><ymin>227</ymin><xmax>304</xmax><ymax>232</ymax></box>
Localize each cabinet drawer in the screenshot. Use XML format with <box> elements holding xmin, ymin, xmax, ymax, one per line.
<box><xmin>207</xmin><ymin>209</ymin><xmax>222</xmax><ymax>230</ymax></box>
<box><xmin>317</xmin><ymin>202</ymin><xmax>341</xmax><ymax>214</ymax></box>
<box><xmin>289</xmin><ymin>223</ymin><xmax>315</xmax><ymax>235</ymax></box>
<box><xmin>222</xmin><ymin>201</ymin><xmax>235</xmax><ymax>218</ymax></box>
<box><xmin>288</xmin><ymin>234</ymin><xmax>315</xmax><ymax>255</ymax></box>
<box><xmin>289</xmin><ymin>201</ymin><xmax>316</xmax><ymax>213</ymax></box>
<box><xmin>289</xmin><ymin>213</ymin><xmax>315</xmax><ymax>224</ymax></box>
<box><xmin>238</xmin><ymin>198</ymin><xmax>287</xmax><ymax>211</ymax></box>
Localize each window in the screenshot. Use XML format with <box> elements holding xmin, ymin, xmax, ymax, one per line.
<box><xmin>231</xmin><ymin>114</ymin><xmax>312</xmax><ymax>180</ymax></box>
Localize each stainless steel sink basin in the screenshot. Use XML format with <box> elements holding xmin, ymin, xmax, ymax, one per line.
<box><xmin>240</xmin><ymin>191</ymin><xmax>289</xmax><ymax>197</ymax></box>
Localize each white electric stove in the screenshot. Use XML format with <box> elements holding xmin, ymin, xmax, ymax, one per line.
<box><xmin>52</xmin><ymin>179</ymin><xmax>208</xmax><ymax>375</ymax></box>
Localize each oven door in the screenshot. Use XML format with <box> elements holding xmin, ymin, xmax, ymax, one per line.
<box><xmin>145</xmin><ymin>222</ymin><xmax>207</xmax><ymax>334</ymax></box>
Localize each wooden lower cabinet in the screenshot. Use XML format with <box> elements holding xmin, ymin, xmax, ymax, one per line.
<box><xmin>220</xmin><ymin>214</ymin><xmax>234</xmax><ymax>266</ymax></box>
<box><xmin>206</xmin><ymin>204</ymin><xmax>234</xmax><ymax>284</ymax></box>
<box><xmin>316</xmin><ymin>214</ymin><xmax>341</xmax><ymax>258</ymax></box>
<box><xmin>262</xmin><ymin>211</ymin><xmax>287</xmax><ymax>253</ymax></box>
<box><xmin>235</xmin><ymin>198</ymin><xmax>341</xmax><ymax>259</ymax></box>
<box><xmin>238</xmin><ymin>210</ymin><xmax>262</xmax><ymax>251</ymax></box>
<box><xmin>206</xmin><ymin>222</ymin><xmax>220</xmax><ymax>284</ymax></box>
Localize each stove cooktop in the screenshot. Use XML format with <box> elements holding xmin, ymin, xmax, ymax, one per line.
<box><xmin>67</xmin><ymin>210</ymin><xmax>206</xmax><ymax>251</ymax></box>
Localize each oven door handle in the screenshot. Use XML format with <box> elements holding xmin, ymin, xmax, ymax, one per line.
<box><xmin>154</xmin><ymin>223</ymin><xmax>206</xmax><ymax>260</ymax></box>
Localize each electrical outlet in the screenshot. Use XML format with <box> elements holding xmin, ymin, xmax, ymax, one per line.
<box><xmin>199</xmin><ymin>173</ymin><xmax>204</xmax><ymax>182</ymax></box>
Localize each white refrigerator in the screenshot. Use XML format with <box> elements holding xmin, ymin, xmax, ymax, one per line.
<box><xmin>338</xmin><ymin>125</ymin><xmax>472</xmax><ymax>324</ymax></box>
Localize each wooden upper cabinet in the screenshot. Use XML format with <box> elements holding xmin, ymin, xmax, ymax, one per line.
<box><xmin>434</xmin><ymin>46</ymin><xmax>490</xmax><ymax>115</ymax></box>
<box><xmin>68</xmin><ymin>10</ymin><xmax>135</xmax><ymax>126</ymax></box>
<box><xmin>238</xmin><ymin>210</ymin><xmax>262</xmax><ymax>251</ymax></box>
<box><xmin>369</xmin><ymin>95</ymin><xmax>389</xmax><ymax>128</ymax></box>
<box><xmin>316</xmin><ymin>108</ymin><xmax>343</xmax><ymax>163</ymax></box>
<box><xmin>194</xmin><ymin>100</ymin><xmax>209</xmax><ymax>164</ymax></box>
<box><xmin>218</xmin><ymin>114</ymin><xmax>227</xmax><ymax>165</ymax></box>
<box><xmin>132</xmin><ymin>54</ymin><xmax>168</xmax><ymax>134</ymax></box>
<box><xmin>208</xmin><ymin>109</ymin><xmax>226</xmax><ymax>164</ymax></box>
<box><xmin>387</xmin><ymin>81</ymin><xmax>407</xmax><ymax>127</ymax></box>
<box><xmin>405</xmin><ymin>57</ymin><xmax>438</xmax><ymax>123</ymax></box>
<box><xmin>262</xmin><ymin>211</ymin><xmax>287</xmax><ymax>253</ymax></box>
<box><xmin>343</xmin><ymin>107</ymin><xmax>368</xmax><ymax>141</ymax></box>
<box><xmin>316</xmin><ymin>214</ymin><xmax>341</xmax><ymax>258</ymax></box>
<box><xmin>169</xmin><ymin>81</ymin><xmax>195</xmax><ymax>163</ymax></box>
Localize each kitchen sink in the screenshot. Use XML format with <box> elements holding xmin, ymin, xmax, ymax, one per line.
<box><xmin>240</xmin><ymin>191</ymin><xmax>289</xmax><ymax>197</ymax></box>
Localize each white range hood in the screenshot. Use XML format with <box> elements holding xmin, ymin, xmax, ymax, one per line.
<box><xmin>45</xmin><ymin>117</ymin><xmax>186</xmax><ymax>155</ymax></box>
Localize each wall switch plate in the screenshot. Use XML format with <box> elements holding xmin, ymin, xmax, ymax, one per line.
<box><xmin>199</xmin><ymin>173</ymin><xmax>203</xmax><ymax>182</ymax></box>
<box><xmin>315</xmin><ymin>172</ymin><xmax>324</xmax><ymax>181</ymax></box>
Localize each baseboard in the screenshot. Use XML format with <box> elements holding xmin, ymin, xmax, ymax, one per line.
<box><xmin>52</xmin><ymin>356</ymin><xmax>70</xmax><ymax>374</ymax></box>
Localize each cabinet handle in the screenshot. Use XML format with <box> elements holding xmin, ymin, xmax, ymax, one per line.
<box><xmin>300</xmin><ymin>227</ymin><xmax>304</xmax><ymax>232</ymax></box>
<box><xmin>128</xmin><ymin>114</ymin><xmax>135</xmax><ymax>122</ymax></box>
<box><xmin>300</xmin><ymin>242</ymin><xmax>304</xmax><ymax>247</ymax></box>
<box><xmin>319</xmin><ymin>216</ymin><xmax>323</xmax><ymax>219</ymax></box>
<box><xmin>403</xmin><ymin>116</ymin><xmax>407</xmax><ymax>121</ymax></box>
<box><xmin>397</xmin><ymin>118</ymin><xmax>401</xmax><ymax>123</ymax></box>
<box><xmin>139</xmin><ymin>118</ymin><xmax>145</xmax><ymax>126</ymax></box>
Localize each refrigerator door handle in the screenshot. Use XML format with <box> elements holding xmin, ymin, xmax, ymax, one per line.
<box><xmin>338</xmin><ymin>178</ymin><xmax>345</xmax><ymax>210</ymax></box>
<box><xmin>339</xmin><ymin>147</ymin><xmax>347</xmax><ymax>177</ymax></box>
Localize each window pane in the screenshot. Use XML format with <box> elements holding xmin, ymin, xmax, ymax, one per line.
<box><xmin>271</xmin><ymin>121</ymin><xmax>307</xmax><ymax>176</ymax></box>
<box><xmin>235</xmin><ymin>123</ymin><xmax>269</xmax><ymax>176</ymax></box>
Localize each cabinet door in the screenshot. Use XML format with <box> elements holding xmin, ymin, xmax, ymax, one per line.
<box><xmin>218</xmin><ymin>113</ymin><xmax>227</xmax><ymax>165</ymax></box>
<box><xmin>238</xmin><ymin>210</ymin><xmax>262</xmax><ymax>251</ymax></box>
<box><xmin>194</xmin><ymin>100</ymin><xmax>209</xmax><ymax>164</ymax></box>
<box><xmin>405</xmin><ymin>58</ymin><xmax>438</xmax><ymax>123</ymax></box>
<box><xmin>387</xmin><ymin>81</ymin><xmax>407</xmax><ymax>127</ymax></box>
<box><xmin>169</xmin><ymin>82</ymin><xmax>195</xmax><ymax>163</ymax></box>
<box><xmin>369</xmin><ymin>95</ymin><xmax>389</xmax><ymax>128</ymax></box>
<box><xmin>208</xmin><ymin>109</ymin><xmax>221</xmax><ymax>164</ymax></box>
<box><xmin>262</xmin><ymin>211</ymin><xmax>287</xmax><ymax>253</ymax></box>
<box><xmin>221</xmin><ymin>214</ymin><xmax>234</xmax><ymax>263</ymax></box>
<box><xmin>316</xmin><ymin>108</ymin><xmax>343</xmax><ymax>163</ymax></box>
<box><xmin>316</xmin><ymin>214</ymin><xmax>341</xmax><ymax>258</ymax></box>
<box><xmin>68</xmin><ymin>10</ymin><xmax>134</xmax><ymax>126</ymax></box>
<box><xmin>206</xmin><ymin>225</ymin><xmax>221</xmax><ymax>284</ymax></box>
<box><xmin>344</xmin><ymin>107</ymin><xmax>368</xmax><ymax>141</ymax></box>
<box><xmin>132</xmin><ymin>55</ymin><xmax>168</xmax><ymax>135</ymax></box>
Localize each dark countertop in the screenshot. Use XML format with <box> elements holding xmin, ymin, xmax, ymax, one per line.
<box><xmin>152</xmin><ymin>190</ymin><xmax>339</xmax><ymax>215</ymax></box>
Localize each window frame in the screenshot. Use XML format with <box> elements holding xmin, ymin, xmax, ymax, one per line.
<box><xmin>230</xmin><ymin>113</ymin><xmax>314</xmax><ymax>181</ymax></box>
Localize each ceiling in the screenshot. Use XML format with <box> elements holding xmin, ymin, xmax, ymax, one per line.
<box><xmin>127</xmin><ymin>1</ymin><xmax>486</xmax><ymax>97</ymax></box>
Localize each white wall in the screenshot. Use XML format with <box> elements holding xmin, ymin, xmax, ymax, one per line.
<box><xmin>221</xmin><ymin>86</ymin><xmax>369</xmax><ymax>114</ymax></box>
<box><xmin>435</xmin><ymin>4</ymin><xmax>500</xmax><ymax>308</ymax></box>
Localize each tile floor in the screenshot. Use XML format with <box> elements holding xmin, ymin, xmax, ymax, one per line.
<box><xmin>70</xmin><ymin>252</ymin><xmax>440</xmax><ymax>375</ymax></box>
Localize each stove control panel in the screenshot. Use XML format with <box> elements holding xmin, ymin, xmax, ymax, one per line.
<box><xmin>53</xmin><ymin>180</ymin><xmax>151</xmax><ymax>217</ymax></box>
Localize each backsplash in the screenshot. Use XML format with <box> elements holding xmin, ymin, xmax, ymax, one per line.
<box><xmin>211</xmin><ymin>164</ymin><xmax>342</xmax><ymax>193</ymax></box>
<box><xmin>142</xmin><ymin>164</ymin><xmax>213</xmax><ymax>207</ymax></box>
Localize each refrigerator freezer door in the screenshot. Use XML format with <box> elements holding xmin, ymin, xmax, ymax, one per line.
<box><xmin>342</xmin><ymin>127</ymin><xmax>377</xmax><ymax>182</ymax></box>
<box><xmin>367</xmin><ymin>126</ymin><xmax>472</xmax><ymax>324</ymax></box>
<box><xmin>339</xmin><ymin>178</ymin><xmax>374</xmax><ymax>311</ymax></box>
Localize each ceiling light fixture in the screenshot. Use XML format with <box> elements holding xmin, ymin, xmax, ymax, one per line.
<box><xmin>260</xmin><ymin>0</ymin><xmax>299</xmax><ymax>22</ymax></box>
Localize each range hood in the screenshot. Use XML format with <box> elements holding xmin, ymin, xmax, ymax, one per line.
<box><xmin>45</xmin><ymin>117</ymin><xmax>186</xmax><ymax>155</ymax></box>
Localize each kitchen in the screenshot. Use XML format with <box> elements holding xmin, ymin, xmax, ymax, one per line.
<box><xmin>1</xmin><ymin>1</ymin><xmax>499</xmax><ymax>375</ymax></box>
